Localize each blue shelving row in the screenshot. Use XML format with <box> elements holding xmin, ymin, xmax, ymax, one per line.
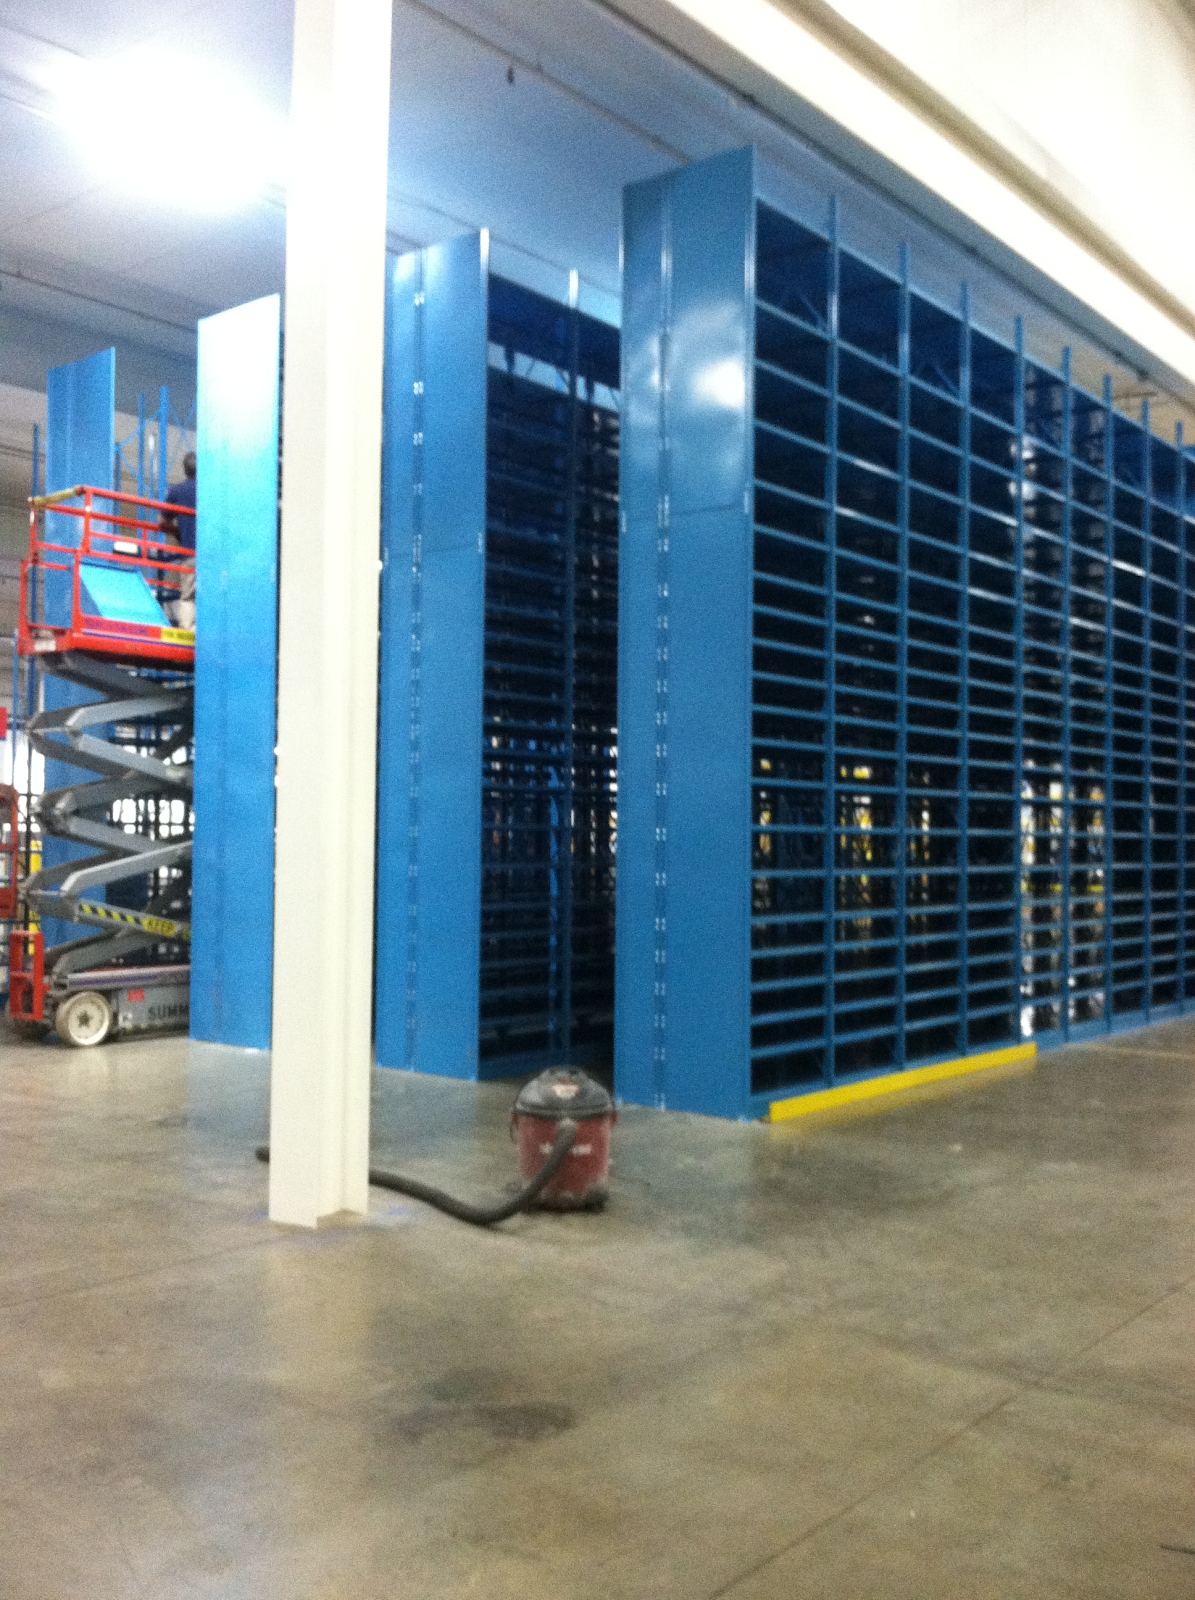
<box><xmin>376</xmin><ymin>235</ymin><xmax>618</xmax><ymax>1080</ymax></box>
<box><xmin>616</xmin><ymin>146</ymin><xmax>1195</xmax><ymax>1119</ymax></box>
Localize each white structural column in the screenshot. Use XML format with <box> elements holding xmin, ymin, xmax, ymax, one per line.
<box><xmin>269</xmin><ymin>0</ymin><xmax>392</xmax><ymax>1226</ymax></box>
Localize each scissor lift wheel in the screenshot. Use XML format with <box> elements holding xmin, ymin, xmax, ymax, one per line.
<box><xmin>55</xmin><ymin>989</ymin><xmax>113</xmax><ymax>1048</ymax></box>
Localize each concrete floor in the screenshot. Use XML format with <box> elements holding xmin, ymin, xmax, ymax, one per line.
<box><xmin>1</xmin><ymin>1025</ymin><xmax>1194</xmax><ymax>1598</ymax></box>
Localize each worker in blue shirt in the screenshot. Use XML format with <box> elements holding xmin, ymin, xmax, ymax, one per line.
<box><xmin>159</xmin><ymin>451</ymin><xmax>197</xmax><ymax>630</ymax></box>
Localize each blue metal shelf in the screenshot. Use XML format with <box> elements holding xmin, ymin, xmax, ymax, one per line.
<box><xmin>616</xmin><ymin>145</ymin><xmax>1195</xmax><ymax>1119</ymax></box>
<box><xmin>376</xmin><ymin>235</ymin><xmax>618</xmax><ymax>1079</ymax></box>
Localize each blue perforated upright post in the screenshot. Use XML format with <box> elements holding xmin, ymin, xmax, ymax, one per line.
<box><xmin>1102</xmin><ymin>375</ymin><xmax>1116</xmax><ymax>1027</ymax></box>
<box><xmin>136</xmin><ymin>392</ymin><xmax>146</xmax><ymax>497</ymax></box>
<box><xmin>895</xmin><ymin>244</ymin><xmax>911</xmax><ymax>1068</ymax></box>
<box><xmin>1142</xmin><ymin>399</ymin><xmax>1154</xmax><ymax>1019</ymax></box>
<box><xmin>42</xmin><ymin>349</ymin><xmax>116</xmax><ymax>949</ymax></box>
<box><xmin>376</xmin><ymin>236</ymin><xmax>488</xmax><ymax>1079</ymax></box>
<box><xmin>616</xmin><ymin>148</ymin><xmax>755</xmax><ymax>1117</ymax></box>
<box><xmin>1012</xmin><ymin>319</ymin><xmax>1027</xmax><ymax>1039</ymax></box>
<box><xmin>1179</xmin><ymin>423</ymin><xmax>1189</xmax><ymax>1008</ymax></box>
<box><xmin>616</xmin><ymin>176</ymin><xmax>671</xmax><ymax>1109</ymax></box>
<box><xmin>157</xmin><ymin>387</ymin><xmax>170</xmax><ymax>501</ymax></box>
<box><xmin>957</xmin><ymin>284</ymin><xmax>972</xmax><ymax>1055</ymax></box>
<box><xmin>1060</xmin><ymin>347</ymin><xmax>1074</xmax><ymax>1035</ymax></box>
<box><xmin>823</xmin><ymin>198</ymin><xmax>840</xmax><ymax>1089</ymax></box>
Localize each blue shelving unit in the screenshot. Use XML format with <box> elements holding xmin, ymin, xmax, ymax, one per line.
<box><xmin>616</xmin><ymin>146</ymin><xmax>1195</xmax><ymax>1119</ymax></box>
<box><xmin>376</xmin><ymin>235</ymin><xmax>619</xmax><ymax>1079</ymax></box>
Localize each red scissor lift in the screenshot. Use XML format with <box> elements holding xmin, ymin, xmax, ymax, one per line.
<box><xmin>10</xmin><ymin>486</ymin><xmax>195</xmax><ymax>1046</ymax></box>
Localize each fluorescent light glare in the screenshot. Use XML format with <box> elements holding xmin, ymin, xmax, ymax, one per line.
<box><xmin>694</xmin><ymin>357</ymin><xmax>746</xmax><ymax>411</ymax></box>
<box><xmin>53</xmin><ymin>48</ymin><xmax>284</xmax><ymax>211</ymax></box>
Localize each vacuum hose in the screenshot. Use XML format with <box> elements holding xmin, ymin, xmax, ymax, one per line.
<box><xmin>254</xmin><ymin>1117</ymin><xmax>578</xmax><ymax>1228</ymax></box>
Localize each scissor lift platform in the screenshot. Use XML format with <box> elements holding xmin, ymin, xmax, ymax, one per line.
<box><xmin>19</xmin><ymin>483</ymin><xmax>194</xmax><ymax>665</ymax></box>
<box><xmin>11</xmin><ymin>485</ymin><xmax>195</xmax><ymax>1046</ymax></box>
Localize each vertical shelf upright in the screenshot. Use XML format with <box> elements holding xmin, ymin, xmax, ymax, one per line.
<box><xmin>1018</xmin><ymin>340</ymin><xmax>1070</xmax><ymax>1045</ymax></box>
<box><xmin>616</xmin><ymin>145</ymin><xmax>1195</xmax><ymax>1120</ymax></box>
<box><xmin>1110</xmin><ymin>406</ymin><xmax>1149</xmax><ymax>1024</ymax></box>
<box><xmin>1183</xmin><ymin>431</ymin><xmax>1195</xmax><ymax>1005</ymax></box>
<box><xmin>1147</xmin><ymin>420</ymin><xmax>1182</xmax><ymax>1013</ymax></box>
<box><xmin>375</xmin><ymin>235</ymin><xmax>619</xmax><ymax>1080</ymax></box>
<box><xmin>1179</xmin><ymin>427</ymin><xmax>1192</xmax><ymax>1008</ymax></box>
<box><xmin>905</xmin><ymin>271</ymin><xmax>967</xmax><ymax>1065</ymax></box>
<box><xmin>1067</xmin><ymin>371</ymin><xmax>1113</xmax><ymax>1037</ymax></box>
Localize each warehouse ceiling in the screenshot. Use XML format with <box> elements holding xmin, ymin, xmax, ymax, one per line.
<box><xmin>0</xmin><ymin>0</ymin><xmax>1190</xmax><ymax>520</ymax></box>
<box><xmin>1</xmin><ymin>0</ymin><xmax>750</xmax><ymax>402</ymax></box>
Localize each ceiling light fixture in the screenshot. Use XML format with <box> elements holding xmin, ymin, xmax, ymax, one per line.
<box><xmin>52</xmin><ymin>47</ymin><xmax>285</xmax><ymax>212</ymax></box>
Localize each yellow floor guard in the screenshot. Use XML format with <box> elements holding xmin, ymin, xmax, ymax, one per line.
<box><xmin>768</xmin><ymin>1042</ymin><xmax>1037</xmax><ymax>1122</ymax></box>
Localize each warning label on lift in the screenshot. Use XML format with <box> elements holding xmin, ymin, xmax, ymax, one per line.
<box><xmin>74</xmin><ymin>901</ymin><xmax>191</xmax><ymax>942</ymax></box>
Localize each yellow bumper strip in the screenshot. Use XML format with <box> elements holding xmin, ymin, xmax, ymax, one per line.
<box><xmin>767</xmin><ymin>1042</ymin><xmax>1037</xmax><ymax>1122</ymax></box>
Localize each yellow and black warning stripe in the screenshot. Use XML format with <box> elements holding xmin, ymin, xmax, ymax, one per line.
<box><xmin>73</xmin><ymin>900</ymin><xmax>191</xmax><ymax>942</ymax></box>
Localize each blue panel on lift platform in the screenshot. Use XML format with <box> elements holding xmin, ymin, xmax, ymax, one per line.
<box><xmin>79</xmin><ymin>563</ymin><xmax>168</xmax><ymax>626</ymax></box>
<box><xmin>376</xmin><ymin>235</ymin><xmax>488</xmax><ymax>1077</ymax></box>
<box><xmin>191</xmin><ymin>296</ymin><xmax>280</xmax><ymax>1049</ymax></box>
<box><xmin>42</xmin><ymin>349</ymin><xmax>116</xmax><ymax>948</ymax></box>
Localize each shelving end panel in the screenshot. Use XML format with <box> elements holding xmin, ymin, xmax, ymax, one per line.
<box><xmin>616</xmin><ymin>148</ymin><xmax>756</xmax><ymax>1118</ymax></box>
<box><xmin>376</xmin><ymin>235</ymin><xmax>488</xmax><ymax>1078</ymax></box>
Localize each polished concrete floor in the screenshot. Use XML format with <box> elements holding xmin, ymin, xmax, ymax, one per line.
<box><xmin>2</xmin><ymin>1022</ymin><xmax>1194</xmax><ymax>1598</ymax></box>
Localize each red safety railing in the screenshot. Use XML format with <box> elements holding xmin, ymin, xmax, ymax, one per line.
<box><xmin>19</xmin><ymin>485</ymin><xmax>195</xmax><ymax>665</ymax></box>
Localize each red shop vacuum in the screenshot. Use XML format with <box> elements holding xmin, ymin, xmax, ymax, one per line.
<box><xmin>255</xmin><ymin>1068</ymin><xmax>616</xmax><ymax>1227</ymax></box>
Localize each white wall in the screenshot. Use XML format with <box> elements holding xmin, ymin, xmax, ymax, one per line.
<box><xmin>827</xmin><ymin>0</ymin><xmax>1195</xmax><ymax>318</ymax></box>
<box><xmin>634</xmin><ymin>0</ymin><xmax>1195</xmax><ymax>421</ymax></box>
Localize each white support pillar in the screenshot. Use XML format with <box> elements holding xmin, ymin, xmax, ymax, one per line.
<box><xmin>269</xmin><ymin>0</ymin><xmax>392</xmax><ymax>1226</ymax></box>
